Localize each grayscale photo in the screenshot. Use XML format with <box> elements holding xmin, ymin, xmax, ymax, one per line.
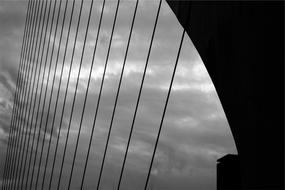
<box><xmin>0</xmin><ymin>0</ymin><xmax>283</xmax><ymax>190</ymax></box>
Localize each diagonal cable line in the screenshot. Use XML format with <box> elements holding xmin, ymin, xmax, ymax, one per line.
<box><xmin>1</xmin><ymin>0</ymin><xmax>30</xmax><ymax>185</ymax></box>
<box><xmin>65</xmin><ymin>0</ymin><xmax>107</xmax><ymax>188</ymax></box>
<box><xmin>52</xmin><ymin>0</ymin><xmax>96</xmax><ymax>188</ymax></box>
<box><xmin>94</xmin><ymin>0</ymin><xmax>121</xmax><ymax>189</ymax></box>
<box><xmin>6</xmin><ymin>1</ymin><xmax>34</xmax><ymax>189</ymax></box>
<box><xmin>1</xmin><ymin>1</ymin><xmax>32</xmax><ymax>189</ymax></box>
<box><xmin>3</xmin><ymin>0</ymin><xmax>31</xmax><ymax>176</ymax></box>
<box><xmin>41</xmin><ymin>0</ymin><xmax>85</xmax><ymax>189</ymax></box>
<box><xmin>8</xmin><ymin>2</ymin><xmax>37</xmax><ymax>189</ymax></box>
<box><xmin>40</xmin><ymin>1</ymin><xmax>86</xmax><ymax>187</ymax></box>
<box><xmin>3</xmin><ymin>1</ymin><xmax>35</xmax><ymax>186</ymax></box>
<box><xmin>7</xmin><ymin>1</ymin><xmax>43</xmax><ymax>189</ymax></box>
<box><xmin>117</xmin><ymin>0</ymin><xmax>162</xmax><ymax>189</ymax></box>
<box><xmin>54</xmin><ymin>0</ymin><xmax>93</xmax><ymax>189</ymax></box>
<box><xmin>18</xmin><ymin>1</ymin><xmax>50</xmax><ymax>189</ymax></box>
<box><xmin>6</xmin><ymin>1</ymin><xmax>39</xmax><ymax>188</ymax></box>
<box><xmin>14</xmin><ymin>0</ymin><xmax>45</xmax><ymax>187</ymax></box>
<box><xmin>27</xmin><ymin>1</ymin><xmax>59</xmax><ymax>189</ymax></box>
<box><xmin>34</xmin><ymin>0</ymin><xmax>69</xmax><ymax>189</ymax></box>
<box><xmin>52</xmin><ymin>0</ymin><xmax>84</xmax><ymax>187</ymax></box>
<box><xmin>58</xmin><ymin>0</ymin><xmax>122</xmax><ymax>188</ymax></box>
<box><xmin>5</xmin><ymin>1</ymin><xmax>193</xmax><ymax>190</ymax></box>
<box><xmin>144</xmin><ymin>3</ymin><xmax>191</xmax><ymax>188</ymax></box>
<box><xmin>78</xmin><ymin>0</ymin><xmax>106</xmax><ymax>188</ymax></box>
<box><xmin>37</xmin><ymin>0</ymin><xmax>72</xmax><ymax>189</ymax></box>
<box><xmin>97</xmin><ymin>0</ymin><xmax>139</xmax><ymax>189</ymax></box>
<box><xmin>46</xmin><ymin>0</ymin><xmax>77</xmax><ymax>189</ymax></box>
<box><xmin>13</xmin><ymin>2</ymin><xmax>43</xmax><ymax>187</ymax></box>
<box><xmin>144</xmin><ymin>28</ymin><xmax>186</xmax><ymax>190</ymax></box>
<box><xmin>21</xmin><ymin>2</ymin><xmax>50</xmax><ymax>188</ymax></box>
<box><xmin>24</xmin><ymin>1</ymin><xmax>58</xmax><ymax>189</ymax></box>
<box><xmin>14</xmin><ymin>1</ymin><xmax>45</xmax><ymax>188</ymax></box>
<box><xmin>6</xmin><ymin>0</ymin><xmax>31</xmax><ymax>184</ymax></box>
<box><xmin>28</xmin><ymin>0</ymin><xmax>62</xmax><ymax>188</ymax></box>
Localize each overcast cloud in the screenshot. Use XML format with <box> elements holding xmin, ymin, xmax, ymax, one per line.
<box><xmin>0</xmin><ymin>0</ymin><xmax>237</xmax><ymax>189</ymax></box>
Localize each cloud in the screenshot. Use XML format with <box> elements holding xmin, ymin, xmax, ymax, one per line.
<box><xmin>0</xmin><ymin>0</ymin><xmax>237</xmax><ymax>189</ymax></box>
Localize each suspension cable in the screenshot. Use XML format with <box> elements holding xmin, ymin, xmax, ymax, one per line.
<box><xmin>144</xmin><ymin>3</ymin><xmax>191</xmax><ymax>188</ymax></box>
<box><xmin>8</xmin><ymin>1</ymin><xmax>43</xmax><ymax>189</ymax></box>
<box><xmin>117</xmin><ymin>1</ymin><xmax>162</xmax><ymax>189</ymax></box>
<box><xmin>46</xmin><ymin>0</ymin><xmax>77</xmax><ymax>189</ymax></box>
<box><xmin>19</xmin><ymin>0</ymin><xmax>50</xmax><ymax>189</ymax></box>
<box><xmin>6</xmin><ymin>1</ymin><xmax>34</xmax><ymax>189</ymax></box>
<box><xmin>79</xmin><ymin>0</ymin><xmax>106</xmax><ymax>188</ymax></box>
<box><xmin>72</xmin><ymin>0</ymin><xmax>120</xmax><ymax>188</ymax></box>
<box><xmin>144</xmin><ymin>27</ymin><xmax>186</xmax><ymax>190</ymax></box>
<box><xmin>28</xmin><ymin>1</ymin><xmax>61</xmax><ymax>189</ymax></box>
<box><xmin>24</xmin><ymin>1</ymin><xmax>57</xmax><ymax>189</ymax></box>
<box><xmin>45</xmin><ymin>0</ymin><xmax>84</xmax><ymax>189</ymax></box>
<box><xmin>33</xmin><ymin>0</ymin><xmax>68</xmax><ymax>189</ymax></box>
<box><xmin>11</xmin><ymin>2</ymin><xmax>40</xmax><ymax>189</ymax></box>
<box><xmin>4</xmin><ymin>2</ymin><xmax>35</xmax><ymax>186</ymax></box>
<box><xmin>55</xmin><ymin>0</ymin><xmax>96</xmax><ymax>188</ymax></box>
<box><xmin>13</xmin><ymin>2</ymin><xmax>43</xmax><ymax>188</ymax></box>
<box><xmin>1</xmin><ymin>1</ymin><xmax>31</xmax><ymax>189</ymax></box>
<box><xmin>89</xmin><ymin>0</ymin><xmax>121</xmax><ymax>188</ymax></box>
<box><xmin>54</xmin><ymin>0</ymin><xmax>93</xmax><ymax>188</ymax></box>
<box><xmin>17</xmin><ymin>1</ymin><xmax>49</xmax><ymax>189</ymax></box>
<box><xmin>97</xmin><ymin>1</ymin><xmax>139</xmax><ymax>189</ymax></box>
<box><xmin>38</xmin><ymin>0</ymin><xmax>68</xmax><ymax>189</ymax></box>
<box><xmin>6</xmin><ymin>1</ymin><xmax>192</xmax><ymax>190</ymax></box>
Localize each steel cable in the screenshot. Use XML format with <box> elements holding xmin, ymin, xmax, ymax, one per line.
<box><xmin>6</xmin><ymin>1</ymin><xmax>34</xmax><ymax>189</ymax></box>
<box><xmin>117</xmin><ymin>1</ymin><xmax>162</xmax><ymax>189</ymax></box>
<box><xmin>64</xmin><ymin>0</ymin><xmax>107</xmax><ymax>188</ymax></box>
<box><xmin>8</xmin><ymin>1</ymin><xmax>44</xmax><ymax>189</ymax></box>
<box><xmin>24</xmin><ymin>1</ymin><xmax>57</xmax><ymax>189</ymax></box>
<box><xmin>14</xmin><ymin>2</ymin><xmax>43</xmax><ymax>188</ymax></box>
<box><xmin>52</xmin><ymin>0</ymin><xmax>96</xmax><ymax>188</ymax></box>
<box><xmin>144</xmin><ymin>27</ymin><xmax>186</xmax><ymax>190</ymax></box>
<box><xmin>54</xmin><ymin>0</ymin><xmax>90</xmax><ymax>188</ymax></box>
<box><xmin>34</xmin><ymin>0</ymin><xmax>68</xmax><ymax>189</ymax></box>
<box><xmin>97</xmin><ymin>0</ymin><xmax>139</xmax><ymax>189</ymax></box>
<box><xmin>17</xmin><ymin>1</ymin><xmax>50</xmax><ymax>189</ymax></box>
<box><xmin>46</xmin><ymin>0</ymin><xmax>77</xmax><ymax>189</ymax></box>
<box><xmin>29</xmin><ymin>0</ymin><xmax>62</xmax><ymax>188</ymax></box>
<box><xmin>78</xmin><ymin>0</ymin><xmax>106</xmax><ymax>188</ymax></box>
<box><xmin>1</xmin><ymin>1</ymin><xmax>32</xmax><ymax>189</ymax></box>
<box><xmin>35</xmin><ymin>0</ymin><xmax>71</xmax><ymax>189</ymax></box>
<box><xmin>28</xmin><ymin>1</ymin><xmax>62</xmax><ymax>189</ymax></box>
<box><xmin>144</xmin><ymin>2</ymin><xmax>190</xmax><ymax>188</ymax></box>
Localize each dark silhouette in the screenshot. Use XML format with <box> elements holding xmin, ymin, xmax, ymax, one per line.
<box><xmin>217</xmin><ymin>154</ymin><xmax>241</xmax><ymax>190</ymax></box>
<box><xmin>166</xmin><ymin>1</ymin><xmax>284</xmax><ymax>189</ymax></box>
<box><xmin>2</xmin><ymin>1</ymin><xmax>283</xmax><ymax>190</ymax></box>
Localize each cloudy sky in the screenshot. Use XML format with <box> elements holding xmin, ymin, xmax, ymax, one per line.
<box><xmin>0</xmin><ymin>0</ymin><xmax>237</xmax><ymax>189</ymax></box>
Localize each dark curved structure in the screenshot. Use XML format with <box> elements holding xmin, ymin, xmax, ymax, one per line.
<box><xmin>166</xmin><ymin>1</ymin><xmax>284</xmax><ymax>189</ymax></box>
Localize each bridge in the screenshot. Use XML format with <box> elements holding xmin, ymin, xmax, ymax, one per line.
<box><xmin>1</xmin><ymin>0</ymin><xmax>283</xmax><ymax>190</ymax></box>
